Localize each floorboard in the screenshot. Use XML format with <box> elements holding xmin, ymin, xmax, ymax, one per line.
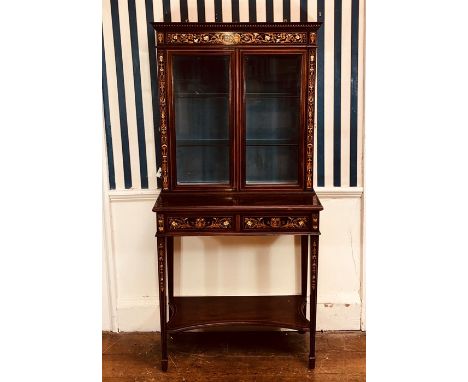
<box><xmin>102</xmin><ymin>331</ymin><xmax>365</xmax><ymax>381</ymax></box>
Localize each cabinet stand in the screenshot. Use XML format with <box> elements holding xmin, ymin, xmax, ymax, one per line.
<box><xmin>154</xmin><ymin>191</ymin><xmax>322</xmax><ymax>370</ymax></box>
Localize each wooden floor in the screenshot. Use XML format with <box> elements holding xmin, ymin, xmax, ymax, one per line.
<box><xmin>103</xmin><ymin>331</ymin><xmax>365</xmax><ymax>381</ymax></box>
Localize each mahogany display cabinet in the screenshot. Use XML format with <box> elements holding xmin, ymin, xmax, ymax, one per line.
<box><xmin>151</xmin><ymin>22</ymin><xmax>323</xmax><ymax>371</ymax></box>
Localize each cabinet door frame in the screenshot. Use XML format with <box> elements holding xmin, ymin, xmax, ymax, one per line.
<box><xmin>167</xmin><ymin>49</ymin><xmax>237</xmax><ymax>191</ymax></box>
<box><xmin>239</xmin><ymin>48</ymin><xmax>307</xmax><ymax>191</ymax></box>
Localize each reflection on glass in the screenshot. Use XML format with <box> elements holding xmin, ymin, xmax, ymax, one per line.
<box><xmin>176</xmin><ymin>146</ymin><xmax>229</xmax><ymax>184</ymax></box>
<box><xmin>172</xmin><ymin>55</ymin><xmax>230</xmax><ymax>184</ymax></box>
<box><xmin>246</xmin><ymin>97</ymin><xmax>299</xmax><ymax>141</ymax></box>
<box><xmin>246</xmin><ymin>146</ymin><xmax>298</xmax><ymax>184</ymax></box>
<box><xmin>244</xmin><ymin>55</ymin><xmax>302</xmax><ymax>185</ymax></box>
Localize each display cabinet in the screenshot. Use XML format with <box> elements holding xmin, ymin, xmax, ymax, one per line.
<box><xmin>151</xmin><ymin>22</ymin><xmax>322</xmax><ymax>371</ymax></box>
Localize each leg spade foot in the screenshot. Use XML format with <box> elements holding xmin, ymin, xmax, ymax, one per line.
<box><xmin>308</xmin><ymin>356</ymin><xmax>315</xmax><ymax>369</ymax></box>
<box><xmin>161</xmin><ymin>358</ymin><xmax>168</xmax><ymax>372</ymax></box>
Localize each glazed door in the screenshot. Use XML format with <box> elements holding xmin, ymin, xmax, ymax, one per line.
<box><xmin>241</xmin><ymin>51</ymin><xmax>306</xmax><ymax>189</ymax></box>
<box><xmin>169</xmin><ymin>51</ymin><xmax>235</xmax><ymax>189</ymax></box>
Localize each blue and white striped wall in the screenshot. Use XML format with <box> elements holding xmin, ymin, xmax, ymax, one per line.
<box><xmin>102</xmin><ymin>0</ymin><xmax>365</xmax><ymax>190</ymax></box>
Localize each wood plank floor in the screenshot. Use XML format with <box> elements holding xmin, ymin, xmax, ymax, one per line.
<box><xmin>103</xmin><ymin>331</ymin><xmax>365</xmax><ymax>381</ymax></box>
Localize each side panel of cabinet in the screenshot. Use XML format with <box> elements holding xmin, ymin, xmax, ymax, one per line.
<box><xmin>166</xmin><ymin>49</ymin><xmax>237</xmax><ymax>191</ymax></box>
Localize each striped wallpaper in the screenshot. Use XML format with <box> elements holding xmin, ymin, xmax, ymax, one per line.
<box><xmin>102</xmin><ymin>0</ymin><xmax>364</xmax><ymax>190</ymax></box>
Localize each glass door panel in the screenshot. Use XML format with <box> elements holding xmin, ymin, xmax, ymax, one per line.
<box><xmin>244</xmin><ymin>54</ymin><xmax>302</xmax><ymax>185</ymax></box>
<box><xmin>246</xmin><ymin>146</ymin><xmax>298</xmax><ymax>183</ymax></box>
<box><xmin>172</xmin><ymin>54</ymin><xmax>230</xmax><ymax>184</ymax></box>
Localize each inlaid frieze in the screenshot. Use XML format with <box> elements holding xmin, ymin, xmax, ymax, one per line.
<box><xmin>165</xmin><ymin>31</ymin><xmax>307</xmax><ymax>45</ymax></box>
<box><xmin>168</xmin><ymin>216</ymin><xmax>233</xmax><ymax>231</ymax></box>
<box><xmin>243</xmin><ymin>216</ymin><xmax>309</xmax><ymax>230</ymax></box>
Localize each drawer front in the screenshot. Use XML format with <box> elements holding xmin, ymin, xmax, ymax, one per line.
<box><xmin>242</xmin><ymin>215</ymin><xmax>311</xmax><ymax>232</ymax></box>
<box><xmin>167</xmin><ymin>216</ymin><xmax>234</xmax><ymax>232</ymax></box>
<box><xmin>157</xmin><ymin>213</ymin><xmax>319</xmax><ymax>234</ymax></box>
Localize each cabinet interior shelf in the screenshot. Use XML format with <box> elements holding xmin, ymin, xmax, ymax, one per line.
<box><xmin>246</xmin><ymin>139</ymin><xmax>298</xmax><ymax>146</ymax></box>
<box><xmin>246</xmin><ymin>93</ymin><xmax>300</xmax><ymax>98</ymax></box>
<box><xmin>167</xmin><ymin>295</ymin><xmax>310</xmax><ymax>333</ymax></box>
<box><xmin>175</xmin><ymin>93</ymin><xmax>298</xmax><ymax>97</ymax></box>
<box><xmin>176</xmin><ymin>93</ymin><xmax>229</xmax><ymax>97</ymax></box>
<box><xmin>176</xmin><ymin>139</ymin><xmax>298</xmax><ymax>146</ymax></box>
<box><xmin>177</xmin><ymin>139</ymin><xmax>229</xmax><ymax>146</ymax></box>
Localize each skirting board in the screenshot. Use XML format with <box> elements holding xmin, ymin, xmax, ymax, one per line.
<box><xmin>116</xmin><ymin>297</ymin><xmax>361</xmax><ymax>332</ymax></box>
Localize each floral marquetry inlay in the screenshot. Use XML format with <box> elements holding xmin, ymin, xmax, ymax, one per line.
<box><xmin>157</xmin><ymin>51</ymin><xmax>169</xmax><ymax>190</ymax></box>
<box><xmin>312</xmin><ymin>215</ymin><xmax>319</xmax><ymax>230</ymax></box>
<box><xmin>157</xmin><ymin>214</ymin><xmax>164</xmax><ymax>233</ymax></box>
<box><xmin>157</xmin><ymin>240</ymin><xmax>165</xmax><ymax>293</ymax></box>
<box><xmin>306</xmin><ymin>50</ymin><xmax>317</xmax><ymax>189</ymax></box>
<box><xmin>165</xmin><ymin>32</ymin><xmax>307</xmax><ymax>45</ymax></box>
<box><xmin>310</xmin><ymin>32</ymin><xmax>317</xmax><ymax>44</ymax></box>
<box><xmin>311</xmin><ymin>238</ymin><xmax>318</xmax><ymax>291</ymax></box>
<box><xmin>243</xmin><ymin>217</ymin><xmax>309</xmax><ymax>230</ymax></box>
<box><xmin>157</xmin><ymin>32</ymin><xmax>164</xmax><ymax>44</ymax></box>
<box><xmin>168</xmin><ymin>217</ymin><xmax>233</xmax><ymax>231</ymax></box>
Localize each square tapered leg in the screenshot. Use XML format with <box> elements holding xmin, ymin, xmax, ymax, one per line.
<box><xmin>157</xmin><ymin>236</ymin><xmax>168</xmax><ymax>371</ymax></box>
<box><xmin>309</xmin><ymin>235</ymin><xmax>319</xmax><ymax>369</ymax></box>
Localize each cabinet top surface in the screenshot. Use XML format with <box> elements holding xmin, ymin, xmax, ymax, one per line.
<box><xmin>151</xmin><ymin>22</ymin><xmax>322</xmax><ymax>32</ymax></box>
<box><xmin>153</xmin><ymin>191</ymin><xmax>322</xmax><ymax>212</ymax></box>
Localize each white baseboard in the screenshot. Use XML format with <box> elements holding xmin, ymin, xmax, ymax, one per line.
<box><xmin>115</xmin><ymin>292</ymin><xmax>361</xmax><ymax>332</ymax></box>
<box><xmin>115</xmin><ymin>303</ymin><xmax>361</xmax><ymax>332</ymax></box>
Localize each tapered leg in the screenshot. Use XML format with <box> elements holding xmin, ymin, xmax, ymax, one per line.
<box><xmin>167</xmin><ymin>236</ymin><xmax>174</xmax><ymax>305</ymax></box>
<box><xmin>309</xmin><ymin>235</ymin><xmax>319</xmax><ymax>369</ymax></box>
<box><xmin>301</xmin><ymin>235</ymin><xmax>308</xmax><ymax>297</ymax></box>
<box><xmin>157</xmin><ymin>236</ymin><xmax>168</xmax><ymax>372</ymax></box>
<box><xmin>298</xmin><ymin>235</ymin><xmax>309</xmax><ymax>334</ymax></box>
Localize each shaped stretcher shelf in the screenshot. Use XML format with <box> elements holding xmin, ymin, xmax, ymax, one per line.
<box><xmin>167</xmin><ymin>295</ymin><xmax>310</xmax><ymax>332</ymax></box>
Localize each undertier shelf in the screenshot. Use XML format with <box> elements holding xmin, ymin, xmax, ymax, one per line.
<box><xmin>167</xmin><ymin>295</ymin><xmax>309</xmax><ymax>332</ymax></box>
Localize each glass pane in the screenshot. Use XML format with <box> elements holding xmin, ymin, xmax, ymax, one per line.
<box><xmin>244</xmin><ymin>55</ymin><xmax>301</xmax><ymax>185</ymax></box>
<box><xmin>175</xmin><ymin>97</ymin><xmax>228</xmax><ymax>140</ymax></box>
<box><xmin>176</xmin><ymin>146</ymin><xmax>229</xmax><ymax>184</ymax></box>
<box><xmin>246</xmin><ymin>96</ymin><xmax>299</xmax><ymax>141</ymax></box>
<box><xmin>246</xmin><ymin>146</ymin><xmax>298</xmax><ymax>184</ymax></box>
<box><xmin>172</xmin><ymin>55</ymin><xmax>230</xmax><ymax>184</ymax></box>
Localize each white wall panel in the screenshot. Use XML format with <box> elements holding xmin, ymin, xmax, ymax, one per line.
<box><xmin>102</xmin><ymin>224</ymin><xmax>112</xmax><ymax>331</ymax></box>
<box><xmin>111</xmin><ymin>199</ymin><xmax>158</xmax><ymax>301</ymax></box>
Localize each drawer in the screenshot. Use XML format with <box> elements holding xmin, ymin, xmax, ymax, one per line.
<box><xmin>157</xmin><ymin>213</ymin><xmax>319</xmax><ymax>234</ymax></box>
<box><xmin>241</xmin><ymin>215</ymin><xmax>312</xmax><ymax>232</ymax></box>
<box><xmin>163</xmin><ymin>215</ymin><xmax>234</xmax><ymax>232</ymax></box>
